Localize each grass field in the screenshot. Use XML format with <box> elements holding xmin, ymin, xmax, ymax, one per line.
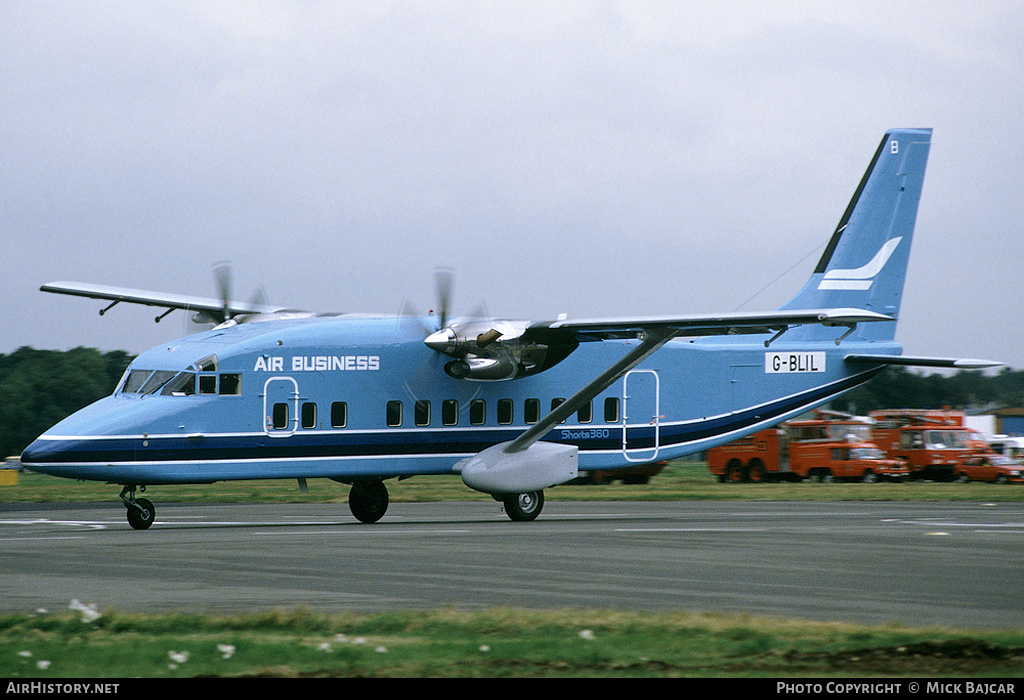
<box><xmin>4</xmin><ymin>462</ymin><xmax>1023</xmax><ymax>678</ymax></box>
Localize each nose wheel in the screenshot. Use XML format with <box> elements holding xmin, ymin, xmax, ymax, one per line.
<box><xmin>120</xmin><ymin>486</ymin><xmax>156</xmax><ymax>530</ymax></box>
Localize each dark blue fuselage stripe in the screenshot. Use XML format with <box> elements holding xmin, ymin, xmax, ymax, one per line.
<box><xmin>26</xmin><ymin>369</ymin><xmax>881</xmax><ymax>465</ymax></box>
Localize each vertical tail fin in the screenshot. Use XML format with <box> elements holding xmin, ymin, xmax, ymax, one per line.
<box><xmin>783</xmin><ymin>128</ymin><xmax>932</xmax><ymax>341</ymax></box>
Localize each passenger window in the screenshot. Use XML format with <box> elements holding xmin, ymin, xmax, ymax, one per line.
<box><xmin>524</xmin><ymin>398</ymin><xmax>540</xmax><ymax>424</ymax></box>
<box><xmin>272</xmin><ymin>403</ymin><xmax>289</xmax><ymax>430</ymax></box>
<box><xmin>497</xmin><ymin>399</ymin><xmax>513</xmax><ymax>425</ymax></box>
<box><xmin>552</xmin><ymin>398</ymin><xmax>566</xmax><ymax>423</ymax></box>
<box><xmin>470</xmin><ymin>399</ymin><xmax>486</xmax><ymax>425</ymax></box>
<box><xmin>386</xmin><ymin>400</ymin><xmax>403</xmax><ymax>427</ymax></box>
<box><xmin>219</xmin><ymin>373</ymin><xmax>241</xmax><ymax>395</ymax></box>
<box><xmin>577</xmin><ymin>400</ymin><xmax>593</xmax><ymax>424</ymax></box>
<box><xmin>604</xmin><ymin>397</ymin><xmax>620</xmax><ymax>423</ymax></box>
<box><xmin>331</xmin><ymin>402</ymin><xmax>348</xmax><ymax>428</ymax></box>
<box><xmin>442</xmin><ymin>399</ymin><xmax>458</xmax><ymax>426</ymax></box>
<box><xmin>415</xmin><ymin>400</ymin><xmax>431</xmax><ymax>426</ymax></box>
<box><xmin>301</xmin><ymin>402</ymin><xmax>317</xmax><ymax>429</ymax></box>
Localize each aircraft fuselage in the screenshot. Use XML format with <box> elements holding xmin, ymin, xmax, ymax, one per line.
<box><xmin>22</xmin><ymin>313</ymin><xmax>891</xmax><ymax>486</ymax></box>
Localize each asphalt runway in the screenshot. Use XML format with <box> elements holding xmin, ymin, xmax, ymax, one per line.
<box><xmin>2</xmin><ymin>500</ymin><xmax>1022</xmax><ymax>630</ymax></box>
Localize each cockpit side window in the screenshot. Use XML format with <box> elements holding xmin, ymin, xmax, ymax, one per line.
<box><xmin>219</xmin><ymin>373</ymin><xmax>242</xmax><ymax>395</ymax></box>
<box><xmin>198</xmin><ymin>374</ymin><xmax>218</xmax><ymax>395</ymax></box>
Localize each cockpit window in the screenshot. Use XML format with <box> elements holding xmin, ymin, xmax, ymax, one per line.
<box><xmin>119</xmin><ymin>364</ymin><xmax>239</xmax><ymax>397</ymax></box>
<box><xmin>192</xmin><ymin>355</ymin><xmax>218</xmax><ymax>372</ymax></box>
<box><xmin>219</xmin><ymin>373</ymin><xmax>241</xmax><ymax>395</ymax></box>
<box><xmin>160</xmin><ymin>372</ymin><xmax>196</xmax><ymax>396</ymax></box>
<box><xmin>139</xmin><ymin>370</ymin><xmax>177</xmax><ymax>395</ymax></box>
<box><xmin>122</xmin><ymin>370</ymin><xmax>152</xmax><ymax>394</ymax></box>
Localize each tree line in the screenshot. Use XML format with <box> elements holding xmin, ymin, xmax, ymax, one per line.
<box><xmin>1</xmin><ymin>347</ymin><xmax>132</xmax><ymax>459</ymax></box>
<box><xmin>2</xmin><ymin>347</ymin><xmax>1023</xmax><ymax>459</ymax></box>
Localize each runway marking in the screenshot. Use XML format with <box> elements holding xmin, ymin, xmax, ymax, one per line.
<box><xmin>616</xmin><ymin>527</ymin><xmax>769</xmax><ymax>533</ymax></box>
<box><xmin>0</xmin><ymin>518</ymin><xmax>109</xmax><ymax>530</ymax></box>
<box><xmin>0</xmin><ymin>536</ymin><xmax>88</xmax><ymax>542</ymax></box>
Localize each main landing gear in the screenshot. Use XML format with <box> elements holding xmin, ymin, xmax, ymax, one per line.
<box><xmin>114</xmin><ymin>481</ymin><xmax>546</xmax><ymax>529</ymax></box>
<box><xmin>348</xmin><ymin>480</ymin><xmax>390</xmax><ymax>524</ymax></box>
<box><xmin>346</xmin><ymin>479</ymin><xmax>546</xmax><ymax>523</ymax></box>
<box><xmin>120</xmin><ymin>485</ymin><xmax>156</xmax><ymax>530</ymax></box>
<box><xmin>501</xmin><ymin>490</ymin><xmax>545</xmax><ymax>522</ymax></box>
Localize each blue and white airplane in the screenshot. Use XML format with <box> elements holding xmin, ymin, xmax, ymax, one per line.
<box><xmin>21</xmin><ymin>128</ymin><xmax>996</xmax><ymax>529</ymax></box>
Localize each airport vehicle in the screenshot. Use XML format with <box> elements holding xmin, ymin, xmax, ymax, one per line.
<box><xmin>988</xmin><ymin>436</ymin><xmax>1024</xmax><ymax>460</ymax></box>
<box><xmin>572</xmin><ymin>462</ymin><xmax>667</xmax><ymax>485</ymax></box>
<box><xmin>706</xmin><ymin>414</ymin><xmax>908</xmax><ymax>482</ymax></box>
<box><xmin>868</xmin><ymin>409</ymin><xmax>979</xmax><ymax>481</ymax></box>
<box><xmin>955</xmin><ymin>453</ymin><xmax>1024</xmax><ymax>484</ymax></box>
<box><xmin>21</xmin><ymin>128</ymin><xmax>997</xmax><ymax>528</ymax></box>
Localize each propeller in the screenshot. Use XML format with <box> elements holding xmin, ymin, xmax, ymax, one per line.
<box><xmin>434</xmin><ymin>266</ymin><xmax>454</xmax><ymax>330</ymax></box>
<box><xmin>213</xmin><ymin>260</ymin><xmax>232</xmax><ymax>325</ymax></box>
<box><xmin>200</xmin><ymin>261</ymin><xmax>269</xmax><ymax>326</ymax></box>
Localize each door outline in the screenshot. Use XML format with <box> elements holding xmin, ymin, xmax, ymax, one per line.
<box><xmin>622</xmin><ymin>369</ymin><xmax>660</xmax><ymax>462</ymax></box>
<box><xmin>263</xmin><ymin>376</ymin><xmax>299</xmax><ymax>437</ymax></box>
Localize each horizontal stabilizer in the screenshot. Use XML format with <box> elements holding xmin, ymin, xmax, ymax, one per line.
<box><xmin>845</xmin><ymin>354</ymin><xmax>1001</xmax><ymax>369</ymax></box>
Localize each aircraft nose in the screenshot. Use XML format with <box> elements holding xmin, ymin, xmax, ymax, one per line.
<box><xmin>20</xmin><ymin>436</ymin><xmax>66</xmax><ymax>472</ymax></box>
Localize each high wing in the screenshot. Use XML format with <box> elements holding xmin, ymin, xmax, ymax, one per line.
<box><xmin>455</xmin><ymin>307</ymin><xmax>897</xmax><ymax>494</ymax></box>
<box><xmin>525</xmin><ymin>307</ymin><xmax>893</xmax><ymax>342</ymax></box>
<box><xmin>41</xmin><ymin>281</ymin><xmax>290</xmax><ymax>324</ymax></box>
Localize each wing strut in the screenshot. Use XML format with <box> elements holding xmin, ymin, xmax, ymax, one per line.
<box><xmin>505</xmin><ymin>327</ymin><xmax>680</xmax><ymax>454</ymax></box>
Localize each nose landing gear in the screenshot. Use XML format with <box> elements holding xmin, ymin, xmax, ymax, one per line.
<box><xmin>120</xmin><ymin>485</ymin><xmax>156</xmax><ymax>530</ymax></box>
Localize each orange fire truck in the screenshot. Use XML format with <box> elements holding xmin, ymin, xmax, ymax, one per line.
<box><xmin>867</xmin><ymin>409</ymin><xmax>979</xmax><ymax>482</ymax></box>
<box><xmin>706</xmin><ymin>414</ymin><xmax>908</xmax><ymax>483</ymax></box>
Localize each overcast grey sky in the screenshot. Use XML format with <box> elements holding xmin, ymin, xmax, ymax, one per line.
<box><xmin>3</xmin><ymin>1</ymin><xmax>1022</xmax><ymax>369</ymax></box>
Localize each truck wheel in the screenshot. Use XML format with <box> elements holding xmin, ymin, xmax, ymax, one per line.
<box><xmin>862</xmin><ymin>471</ymin><xmax>878</xmax><ymax>483</ymax></box>
<box><xmin>747</xmin><ymin>461</ymin><xmax>766</xmax><ymax>483</ymax></box>
<box><xmin>726</xmin><ymin>461</ymin><xmax>746</xmax><ymax>483</ymax></box>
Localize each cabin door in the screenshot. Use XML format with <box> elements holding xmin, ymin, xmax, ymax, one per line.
<box><xmin>263</xmin><ymin>377</ymin><xmax>299</xmax><ymax>437</ymax></box>
<box><xmin>622</xmin><ymin>369</ymin><xmax>660</xmax><ymax>462</ymax></box>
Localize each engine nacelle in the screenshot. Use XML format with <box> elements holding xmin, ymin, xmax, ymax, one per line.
<box><xmin>426</xmin><ymin>320</ymin><xmax>579</xmax><ymax>381</ymax></box>
<box><xmin>455</xmin><ymin>441</ymin><xmax>579</xmax><ymax>495</ymax></box>
<box><xmin>444</xmin><ymin>356</ymin><xmax>518</xmax><ymax>381</ymax></box>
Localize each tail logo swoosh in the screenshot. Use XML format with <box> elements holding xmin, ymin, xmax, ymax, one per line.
<box><xmin>817</xmin><ymin>237</ymin><xmax>901</xmax><ymax>291</ymax></box>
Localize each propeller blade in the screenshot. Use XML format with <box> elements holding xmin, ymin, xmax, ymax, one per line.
<box><xmin>213</xmin><ymin>260</ymin><xmax>232</xmax><ymax>323</ymax></box>
<box><xmin>435</xmin><ymin>266</ymin><xmax>454</xmax><ymax>329</ymax></box>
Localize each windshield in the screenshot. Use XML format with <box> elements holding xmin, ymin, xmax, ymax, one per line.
<box><xmin>827</xmin><ymin>424</ymin><xmax>871</xmax><ymax>441</ymax></box>
<box><xmin>849</xmin><ymin>447</ymin><xmax>885</xmax><ymax>460</ymax></box>
<box><xmin>925</xmin><ymin>430</ymin><xmax>968</xmax><ymax>449</ymax></box>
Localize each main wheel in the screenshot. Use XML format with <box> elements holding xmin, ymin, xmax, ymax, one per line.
<box><xmin>503</xmin><ymin>490</ymin><xmax>544</xmax><ymax>522</ymax></box>
<box><xmin>126</xmin><ymin>497</ymin><xmax>155</xmax><ymax>530</ymax></box>
<box><xmin>747</xmin><ymin>460</ymin><xmax>766</xmax><ymax>482</ymax></box>
<box><xmin>349</xmin><ymin>481</ymin><xmax>389</xmax><ymax>523</ymax></box>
